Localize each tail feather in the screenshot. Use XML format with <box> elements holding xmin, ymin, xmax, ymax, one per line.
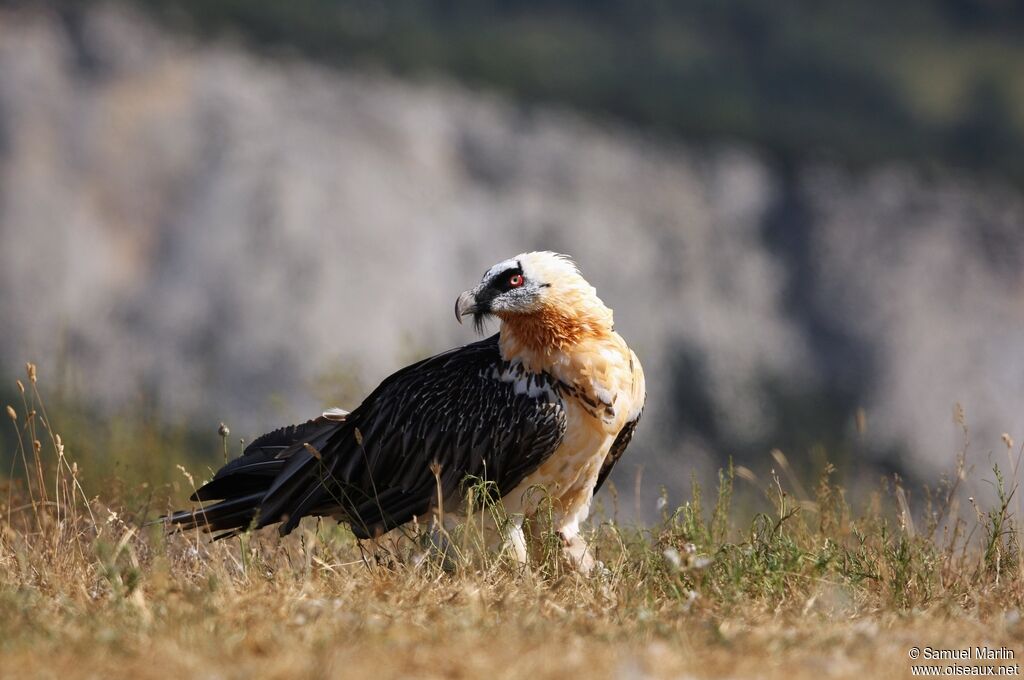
<box><xmin>164</xmin><ymin>492</ymin><xmax>264</xmax><ymax>532</ymax></box>
<box><xmin>190</xmin><ymin>454</ymin><xmax>285</xmax><ymax>502</ymax></box>
<box><xmin>162</xmin><ymin>413</ymin><xmax>346</xmax><ymax>536</ymax></box>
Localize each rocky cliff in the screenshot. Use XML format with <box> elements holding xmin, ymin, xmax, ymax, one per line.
<box><xmin>1</xmin><ymin>5</ymin><xmax>1022</xmax><ymax>500</ymax></box>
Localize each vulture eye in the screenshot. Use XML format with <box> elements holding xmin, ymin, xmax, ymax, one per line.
<box><xmin>509</xmin><ymin>274</ymin><xmax>524</xmax><ymax>288</ymax></box>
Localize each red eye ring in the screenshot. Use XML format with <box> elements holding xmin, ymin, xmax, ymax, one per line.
<box><xmin>509</xmin><ymin>274</ymin><xmax>524</xmax><ymax>288</ymax></box>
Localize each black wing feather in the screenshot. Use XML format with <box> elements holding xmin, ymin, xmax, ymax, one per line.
<box><xmin>593</xmin><ymin>409</ymin><xmax>642</xmax><ymax>495</ymax></box>
<box><xmin>189</xmin><ymin>416</ymin><xmax>338</xmax><ymax>502</ymax></box>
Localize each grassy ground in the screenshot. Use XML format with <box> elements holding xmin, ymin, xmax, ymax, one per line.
<box><xmin>3</xmin><ymin>363</ymin><xmax>1024</xmax><ymax>679</ymax></box>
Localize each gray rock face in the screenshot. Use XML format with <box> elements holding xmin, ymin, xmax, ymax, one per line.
<box><xmin>1</xmin><ymin>5</ymin><xmax>1022</xmax><ymax>501</ymax></box>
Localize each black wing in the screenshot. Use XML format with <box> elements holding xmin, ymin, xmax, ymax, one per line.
<box><xmin>163</xmin><ymin>416</ymin><xmax>343</xmax><ymax>534</ymax></box>
<box><xmin>189</xmin><ymin>416</ymin><xmax>341</xmax><ymax>503</ymax></box>
<box><xmin>593</xmin><ymin>410</ymin><xmax>642</xmax><ymax>495</ymax></box>
<box><xmin>248</xmin><ymin>334</ymin><xmax>566</xmax><ymax>538</ymax></box>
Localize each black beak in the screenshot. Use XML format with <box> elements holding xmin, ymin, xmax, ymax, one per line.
<box><xmin>455</xmin><ymin>288</ymin><xmax>493</xmax><ymax>333</ymax></box>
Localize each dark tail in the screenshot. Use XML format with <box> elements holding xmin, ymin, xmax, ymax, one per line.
<box><xmin>162</xmin><ymin>413</ymin><xmax>345</xmax><ymax>539</ymax></box>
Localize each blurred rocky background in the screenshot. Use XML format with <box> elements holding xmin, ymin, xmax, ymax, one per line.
<box><xmin>0</xmin><ymin>0</ymin><xmax>1022</xmax><ymax>511</ymax></box>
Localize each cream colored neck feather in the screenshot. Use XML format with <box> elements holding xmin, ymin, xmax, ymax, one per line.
<box><xmin>497</xmin><ymin>287</ymin><xmax>614</xmax><ymax>363</ymax></box>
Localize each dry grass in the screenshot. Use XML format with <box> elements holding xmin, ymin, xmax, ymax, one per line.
<box><xmin>3</xmin><ymin>363</ymin><xmax>1024</xmax><ymax>679</ymax></box>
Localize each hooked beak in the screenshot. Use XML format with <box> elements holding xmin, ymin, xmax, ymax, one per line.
<box><xmin>454</xmin><ymin>290</ymin><xmax>477</xmax><ymax>324</ymax></box>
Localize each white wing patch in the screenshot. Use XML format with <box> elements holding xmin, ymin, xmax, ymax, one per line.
<box><xmin>321</xmin><ymin>407</ymin><xmax>350</xmax><ymax>421</ymax></box>
<box><xmin>486</xmin><ymin>364</ymin><xmax>558</xmax><ymax>400</ymax></box>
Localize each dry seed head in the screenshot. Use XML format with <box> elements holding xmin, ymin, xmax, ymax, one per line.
<box><xmin>855</xmin><ymin>407</ymin><xmax>867</xmax><ymax>435</ymax></box>
<box><xmin>15</xmin><ymin>379</ymin><xmax>24</xmax><ymax>394</ymax></box>
<box><xmin>770</xmin><ymin>449</ymin><xmax>790</xmax><ymax>469</ymax></box>
<box><xmin>25</xmin><ymin>362</ymin><xmax>37</xmax><ymax>384</ymax></box>
<box><xmin>176</xmin><ymin>464</ymin><xmax>195</xmax><ymax>487</ymax></box>
<box><xmin>5</xmin><ymin>405</ymin><xmax>15</xmax><ymax>421</ymax></box>
<box><xmin>953</xmin><ymin>402</ymin><xmax>965</xmax><ymax>426</ymax></box>
<box><xmin>33</xmin><ymin>439</ymin><xmax>41</xmax><ymax>453</ymax></box>
<box><xmin>1002</xmin><ymin>433</ymin><xmax>1014</xmax><ymax>450</ymax></box>
<box><xmin>735</xmin><ymin>465</ymin><xmax>758</xmax><ymax>483</ymax></box>
<box><xmin>303</xmin><ymin>443</ymin><xmax>322</xmax><ymax>460</ymax></box>
<box><xmin>218</xmin><ymin>422</ymin><xmax>230</xmax><ymax>438</ymax></box>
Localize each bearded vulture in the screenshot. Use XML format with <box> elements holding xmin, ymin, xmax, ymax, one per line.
<box><xmin>166</xmin><ymin>252</ymin><xmax>645</xmax><ymax>571</ymax></box>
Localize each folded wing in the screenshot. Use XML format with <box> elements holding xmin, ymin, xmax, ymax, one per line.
<box><xmin>167</xmin><ymin>334</ymin><xmax>566</xmax><ymax>539</ymax></box>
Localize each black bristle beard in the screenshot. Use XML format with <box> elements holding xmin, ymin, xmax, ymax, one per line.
<box><xmin>472</xmin><ymin>312</ymin><xmax>489</xmax><ymax>335</ymax></box>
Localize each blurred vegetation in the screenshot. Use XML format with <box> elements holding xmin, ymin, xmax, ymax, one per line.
<box><xmin>0</xmin><ymin>369</ymin><xmax>229</xmax><ymax>507</ymax></box>
<box><xmin>43</xmin><ymin>0</ymin><xmax>1021</xmax><ymax>182</ymax></box>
